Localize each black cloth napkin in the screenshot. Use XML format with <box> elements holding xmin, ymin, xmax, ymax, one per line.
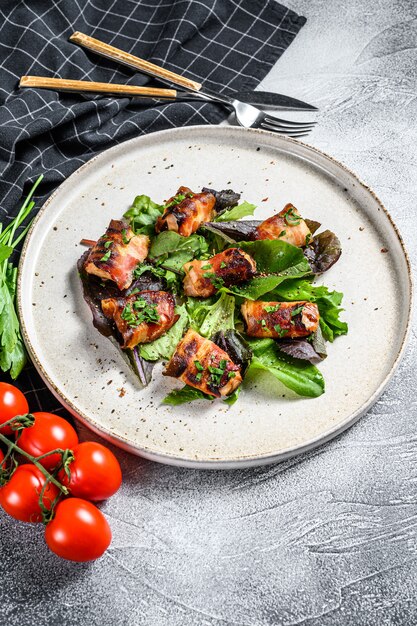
<box><xmin>0</xmin><ymin>0</ymin><xmax>305</xmax><ymax>414</ymax></box>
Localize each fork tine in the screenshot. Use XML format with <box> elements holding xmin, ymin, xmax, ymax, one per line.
<box><xmin>263</xmin><ymin>114</ymin><xmax>317</xmax><ymax>128</ymax></box>
<box><xmin>260</xmin><ymin>122</ymin><xmax>311</xmax><ymax>137</ymax></box>
<box><xmin>260</xmin><ymin>120</ymin><xmax>315</xmax><ymax>132</ymax></box>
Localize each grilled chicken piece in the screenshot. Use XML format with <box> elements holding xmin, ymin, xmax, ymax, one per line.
<box><xmin>85</xmin><ymin>220</ymin><xmax>149</xmax><ymax>291</ymax></box>
<box><xmin>255</xmin><ymin>204</ymin><xmax>311</xmax><ymax>247</ymax></box>
<box><xmin>164</xmin><ymin>329</ymin><xmax>242</xmax><ymax>397</ymax></box>
<box><xmin>241</xmin><ymin>300</ymin><xmax>320</xmax><ymax>338</ymax></box>
<box><xmin>101</xmin><ymin>291</ymin><xmax>177</xmax><ymax>349</ymax></box>
<box><xmin>155</xmin><ymin>186</ymin><xmax>216</xmax><ymax>237</ymax></box>
<box><xmin>183</xmin><ymin>248</ymin><xmax>256</xmax><ymax>297</ymax></box>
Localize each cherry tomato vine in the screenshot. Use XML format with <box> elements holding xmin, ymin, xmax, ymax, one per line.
<box><xmin>0</xmin><ymin>386</ymin><xmax>121</xmax><ymax>562</ymax></box>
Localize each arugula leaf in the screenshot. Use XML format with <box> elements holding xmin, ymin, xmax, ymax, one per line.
<box><xmin>187</xmin><ymin>292</ymin><xmax>235</xmax><ymax>338</ymax></box>
<box><xmin>163</xmin><ymin>385</ymin><xmax>213</xmax><ymax>405</ymax></box>
<box><xmin>0</xmin><ymin>175</ymin><xmax>43</xmax><ymax>379</ymax></box>
<box><xmin>238</xmin><ymin>239</ymin><xmax>311</xmax><ymax>275</ymax></box>
<box><xmin>271</xmin><ymin>279</ymin><xmax>348</xmax><ymax>342</ymax></box>
<box><xmin>247</xmin><ymin>338</ymin><xmax>325</xmax><ymax>398</ymax></box>
<box><xmin>214</xmin><ymin>201</ymin><xmax>257</xmax><ymax>222</ymax></box>
<box><xmin>124</xmin><ymin>194</ymin><xmax>164</xmax><ymax>235</ymax></box>
<box><xmin>139</xmin><ymin>305</ymin><xmax>189</xmax><ymax>361</ymax></box>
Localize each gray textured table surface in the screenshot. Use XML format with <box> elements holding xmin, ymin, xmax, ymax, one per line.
<box><xmin>2</xmin><ymin>1</ymin><xmax>417</xmax><ymax>624</ymax></box>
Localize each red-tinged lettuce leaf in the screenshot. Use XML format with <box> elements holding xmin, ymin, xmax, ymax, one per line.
<box><xmin>201</xmin><ymin>188</ymin><xmax>241</xmax><ymax>214</ymax></box>
<box><xmin>277</xmin><ymin>339</ymin><xmax>323</xmax><ymax>364</ymax></box>
<box><xmin>304</xmin><ymin>230</ymin><xmax>342</xmax><ymax>274</ymax></box>
<box><xmin>202</xmin><ymin>220</ymin><xmax>261</xmax><ymax>242</ymax></box>
<box><xmin>304</xmin><ymin>219</ymin><xmax>321</xmax><ymax>235</ymax></box>
<box><xmin>211</xmin><ymin>329</ymin><xmax>252</xmax><ymax>375</ymax></box>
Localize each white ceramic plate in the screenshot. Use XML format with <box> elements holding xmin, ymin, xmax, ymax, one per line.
<box><xmin>18</xmin><ymin>126</ymin><xmax>412</xmax><ymax>468</ymax></box>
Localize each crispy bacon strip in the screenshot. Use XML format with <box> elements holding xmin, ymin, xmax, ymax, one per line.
<box><xmin>241</xmin><ymin>300</ymin><xmax>319</xmax><ymax>338</ymax></box>
<box><xmin>183</xmin><ymin>248</ymin><xmax>256</xmax><ymax>297</ymax></box>
<box><xmin>85</xmin><ymin>220</ymin><xmax>149</xmax><ymax>291</ymax></box>
<box><xmin>164</xmin><ymin>329</ymin><xmax>242</xmax><ymax>397</ymax></box>
<box><xmin>155</xmin><ymin>186</ymin><xmax>216</xmax><ymax>237</ymax></box>
<box><xmin>101</xmin><ymin>290</ymin><xmax>177</xmax><ymax>349</ymax></box>
<box><xmin>255</xmin><ymin>204</ymin><xmax>311</xmax><ymax>247</ymax></box>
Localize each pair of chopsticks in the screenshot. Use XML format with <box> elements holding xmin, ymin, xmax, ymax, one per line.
<box><xmin>20</xmin><ymin>31</ymin><xmax>200</xmax><ymax>100</ymax></box>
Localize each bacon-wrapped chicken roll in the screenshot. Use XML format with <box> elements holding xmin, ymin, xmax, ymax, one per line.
<box><xmin>164</xmin><ymin>329</ymin><xmax>242</xmax><ymax>397</ymax></box>
<box><xmin>255</xmin><ymin>204</ymin><xmax>311</xmax><ymax>247</ymax></box>
<box><xmin>155</xmin><ymin>186</ymin><xmax>216</xmax><ymax>237</ymax></box>
<box><xmin>241</xmin><ymin>300</ymin><xmax>319</xmax><ymax>338</ymax></box>
<box><xmin>183</xmin><ymin>248</ymin><xmax>256</xmax><ymax>297</ymax></box>
<box><xmin>85</xmin><ymin>220</ymin><xmax>149</xmax><ymax>291</ymax></box>
<box><xmin>101</xmin><ymin>290</ymin><xmax>177</xmax><ymax>349</ymax></box>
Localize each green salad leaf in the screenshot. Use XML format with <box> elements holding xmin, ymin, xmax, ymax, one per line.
<box><xmin>271</xmin><ymin>279</ymin><xmax>348</xmax><ymax>342</ymax></box>
<box><xmin>215</xmin><ymin>201</ymin><xmax>257</xmax><ymax>222</ymax></box>
<box><xmin>139</xmin><ymin>305</ymin><xmax>189</xmax><ymax>361</ymax></box>
<box><xmin>247</xmin><ymin>338</ymin><xmax>325</xmax><ymax>398</ymax></box>
<box><xmin>163</xmin><ymin>385</ymin><xmax>213</xmax><ymax>405</ymax></box>
<box><xmin>149</xmin><ymin>231</ymin><xmax>209</xmax><ymax>272</ymax></box>
<box><xmin>239</xmin><ymin>239</ymin><xmax>311</xmax><ymax>275</ymax></box>
<box><xmin>187</xmin><ymin>292</ymin><xmax>235</xmax><ymax>337</ymax></box>
<box><xmin>124</xmin><ymin>194</ymin><xmax>164</xmax><ymax>235</ymax></box>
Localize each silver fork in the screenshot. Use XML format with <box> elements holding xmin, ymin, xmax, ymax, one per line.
<box><xmin>181</xmin><ymin>90</ymin><xmax>315</xmax><ymax>138</ymax></box>
<box><xmin>69</xmin><ymin>32</ymin><xmax>316</xmax><ymax>138</ymax></box>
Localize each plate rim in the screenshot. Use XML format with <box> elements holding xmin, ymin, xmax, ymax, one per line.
<box><xmin>17</xmin><ymin>125</ymin><xmax>414</xmax><ymax>469</ymax></box>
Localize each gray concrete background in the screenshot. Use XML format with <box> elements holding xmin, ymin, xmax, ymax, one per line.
<box><xmin>1</xmin><ymin>1</ymin><xmax>417</xmax><ymax>624</ymax></box>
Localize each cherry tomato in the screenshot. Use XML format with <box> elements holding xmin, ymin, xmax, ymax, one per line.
<box><xmin>59</xmin><ymin>442</ymin><xmax>122</xmax><ymax>501</ymax></box>
<box><xmin>0</xmin><ymin>382</ymin><xmax>29</xmax><ymax>435</ymax></box>
<box><xmin>45</xmin><ymin>498</ymin><xmax>112</xmax><ymax>561</ymax></box>
<box><xmin>0</xmin><ymin>464</ymin><xmax>60</xmax><ymax>522</ymax></box>
<box><xmin>19</xmin><ymin>412</ymin><xmax>78</xmax><ymax>470</ymax></box>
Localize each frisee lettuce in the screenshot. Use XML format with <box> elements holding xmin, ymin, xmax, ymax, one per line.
<box><xmin>124</xmin><ymin>194</ymin><xmax>164</xmax><ymax>235</ymax></box>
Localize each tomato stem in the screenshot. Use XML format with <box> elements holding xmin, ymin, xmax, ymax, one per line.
<box><xmin>0</xmin><ymin>431</ymin><xmax>69</xmax><ymax>495</ymax></box>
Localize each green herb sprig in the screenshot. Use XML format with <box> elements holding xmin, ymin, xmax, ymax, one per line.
<box><xmin>0</xmin><ymin>175</ymin><xmax>43</xmax><ymax>378</ymax></box>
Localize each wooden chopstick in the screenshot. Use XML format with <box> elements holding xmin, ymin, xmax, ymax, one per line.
<box><xmin>19</xmin><ymin>76</ymin><xmax>177</xmax><ymax>98</ymax></box>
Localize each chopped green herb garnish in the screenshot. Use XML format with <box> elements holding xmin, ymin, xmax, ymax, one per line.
<box><xmin>103</xmin><ymin>240</ymin><xmax>112</xmax><ymax>249</ymax></box>
<box><xmin>283</xmin><ymin>207</ymin><xmax>301</xmax><ymax>226</ymax></box>
<box><xmin>121</xmin><ymin>298</ymin><xmax>160</xmax><ymax>328</ymax></box>
<box><xmin>220</xmin><ymin>261</ymin><xmax>227</xmax><ymax>269</ymax></box>
<box><xmin>194</xmin><ymin>360</ymin><xmax>204</xmax><ymax>371</ymax></box>
<box><xmin>261</xmin><ymin>319</ymin><xmax>267</xmax><ymax>328</ymax></box>
<box><xmin>203</xmin><ymin>271</ymin><xmax>225</xmax><ymax>289</ymax></box>
<box><xmin>228</xmin><ymin>371</ymin><xmax>236</xmax><ymax>379</ymax></box>
<box><xmin>278</xmin><ymin>230</ymin><xmax>287</xmax><ymax>238</ymax></box>
<box><xmin>264</xmin><ymin>304</ymin><xmax>280</xmax><ymax>313</ymax></box>
<box><xmin>121</xmin><ymin>228</ymin><xmax>132</xmax><ymax>245</ymax></box>
<box><xmin>201</xmin><ymin>264</ymin><xmax>212</xmax><ymax>270</ymax></box>
<box><xmin>305</xmin><ymin>233</ymin><xmax>312</xmax><ymax>245</ymax></box>
<box><xmin>274</xmin><ymin>323</ymin><xmax>288</xmax><ymax>337</ymax></box>
<box><xmin>208</xmin><ymin>360</ymin><xmax>228</xmax><ymax>386</ymax></box>
<box><xmin>100</xmin><ymin>250</ymin><xmax>111</xmax><ymax>262</ymax></box>
<box><xmin>291</xmin><ymin>305</ymin><xmax>304</xmax><ymax>317</ymax></box>
<box><xmin>195</xmin><ymin>372</ymin><xmax>203</xmax><ymax>381</ymax></box>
